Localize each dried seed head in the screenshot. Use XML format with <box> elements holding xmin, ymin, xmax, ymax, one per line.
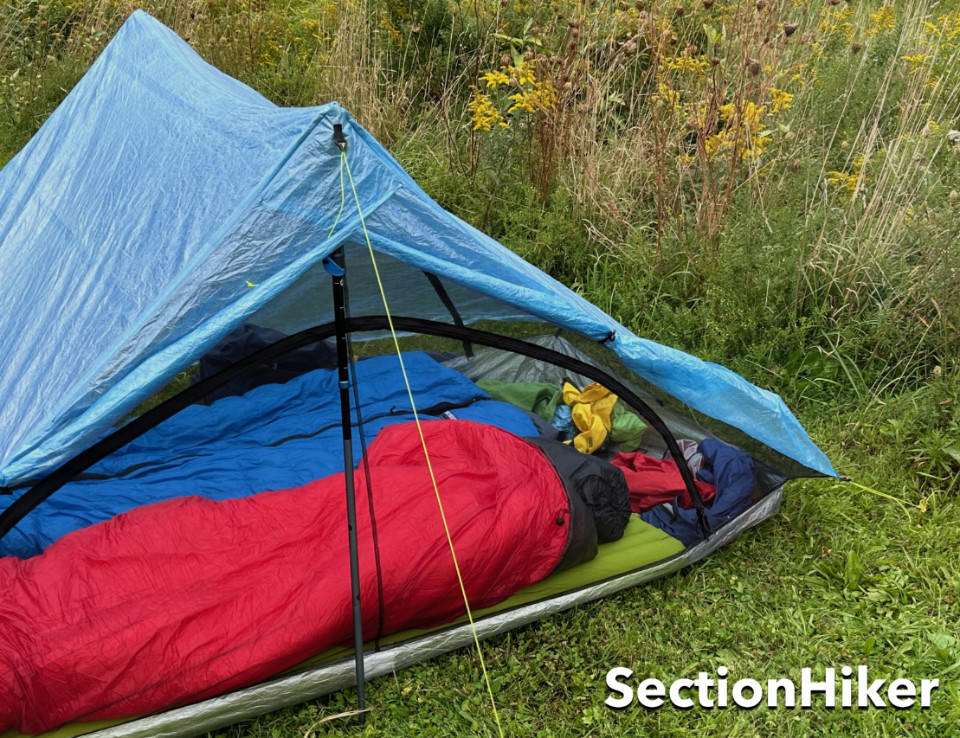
<box><xmin>530</xmin><ymin>26</ymin><xmax>540</xmax><ymax>37</ymax></box>
<box><xmin>623</xmin><ymin>40</ymin><xmax>638</xmax><ymax>55</ymax></box>
<box><xmin>702</xmin><ymin>0</ymin><xmax>714</xmax><ymax>8</ymax></box>
<box><xmin>620</xmin><ymin>1</ymin><xmax>630</xmax><ymax>11</ymax></box>
<box><xmin>850</xmin><ymin>42</ymin><xmax>863</xmax><ymax>53</ymax></box>
<box><xmin>783</xmin><ymin>23</ymin><xmax>798</xmax><ymax>37</ymax></box>
<box><xmin>675</xmin><ymin>5</ymin><xmax>685</xmax><ymax>17</ymax></box>
<box><xmin>747</xmin><ymin>58</ymin><xmax>761</xmax><ymax>76</ymax></box>
<box><xmin>756</xmin><ymin>0</ymin><xmax>765</xmax><ymax>9</ymax></box>
<box><xmin>711</xmin><ymin>56</ymin><xmax>722</xmax><ymax>65</ymax></box>
<box><xmin>686</xmin><ymin>44</ymin><xmax>699</xmax><ymax>55</ymax></box>
<box><xmin>827</xmin><ymin>0</ymin><xmax>841</xmax><ymax>5</ymax></box>
<box><xmin>501</xmin><ymin>54</ymin><xmax>512</xmax><ymax>66</ymax></box>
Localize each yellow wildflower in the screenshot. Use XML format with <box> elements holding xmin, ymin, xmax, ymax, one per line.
<box><xmin>939</xmin><ymin>11</ymin><xmax>960</xmax><ymax>40</ymax></box>
<box><xmin>742</xmin><ymin>134</ymin><xmax>770</xmax><ymax>160</ymax></box>
<box><xmin>819</xmin><ymin>6</ymin><xmax>854</xmax><ymax>41</ymax></box>
<box><xmin>507</xmin><ymin>80</ymin><xmax>556</xmax><ymax>114</ymax></box>
<box><xmin>507</xmin><ymin>92</ymin><xmax>535</xmax><ymax>114</ymax></box>
<box><xmin>769</xmin><ymin>88</ymin><xmax>793</xmax><ymax>114</ymax></box>
<box><xmin>652</xmin><ymin>81</ymin><xmax>681</xmax><ymax>110</ymax></box>
<box><xmin>513</xmin><ymin>60</ymin><xmax>537</xmax><ymax>86</ymax></box>
<box><xmin>901</xmin><ymin>53</ymin><xmax>929</xmax><ymax>73</ymax></box>
<box><xmin>666</xmin><ymin>54</ymin><xmax>710</xmax><ymax>75</ymax></box>
<box><xmin>827</xmin><ymin>155</ymin><xmax>866</xmax><ymax>198</ymax></box>
<box><xmin>469</xmin><ymin>89</ymin><xmax>506</xmax><ymax>131</ymax></box>
<box><xmin>705</xmin><ymin>130</ymin><xmax>729</xmax><ymax>159</ymax></box>
<box><xmin>827</xmin><ymin>170</ymin><xmax>858</xmax><ymax>194</ymax></box>
<box><xmin>712</xmin><ymin>100</ymin><xmax>769</xmax><ymax>160</ymax></box>
<box><xmin>740</xmin><ymin>101</ymin><xmax>765</xmax><ymax>131</ymax></box>
<box><xmin>866</xmin><ymin>6</ymin><xmax>895</xmax><ymax>36</ymax></box>
<box><xmin>480</xmin><ymin>70</ymin><xmax>510</xmax><ymax>88</ymax></box>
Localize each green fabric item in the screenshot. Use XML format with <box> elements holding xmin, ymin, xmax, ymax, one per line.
<box><xmin>478</xmin><ymin>378</ymin><xmax>645</xmax><ymax>451</ymax></box>
<box><xmin>477</xmin><ymin>379</ymin><xmax>562</xmax><ymax>422</ymax></box>
<box><xmin>610</xmin><ymin>402</ymin><xmax>646</xmax><ymax>452</ymax></box>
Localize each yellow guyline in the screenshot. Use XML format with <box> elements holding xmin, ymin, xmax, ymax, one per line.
<box><xmin>335</xmin><ymin>149</ymin><xmax>506</xmax><ymax>738</ymax></box>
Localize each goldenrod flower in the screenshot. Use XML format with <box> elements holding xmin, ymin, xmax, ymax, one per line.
<box><xmin>665</xmin><ymin>54</ymin><xmax>710</xmax><ymax>75</ymax></box>
<box><xmin>866</xmin><ymin>6</ymin><xmax>895</xmax><ymax>36</ymax></box>
<box><xmin>469</xmin><ymin>89</ymin><xmax>506</xmax><ymax>131</ymax></box>
<box><xmin>769</xmin><ymin>88</ymin><xmax>793</xmax><ymax>114</ymax></box>
<box><xmin>652</xmin><ymin>82</ymin><xmax>681</xmax><ymax>110</ymax></box>
<box><xmin>901</xmin><ymin>53</ymin><xmax>929</xmax><ymax>73</ymax></box>
<box><xmin>480</xmin><ymin>70</ymin><xmax>510</xmax><ymax>89</ymax></box>
<box><xmin>827</xmin><ymin>156</ymin><xmax>866</xmax><ymax>198</ymax></box>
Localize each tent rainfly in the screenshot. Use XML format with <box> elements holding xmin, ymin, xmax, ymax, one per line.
<box><xmin>0</xmin><ymin>10</ymin><xmax>837</xmax><ymax>738</ymax></box>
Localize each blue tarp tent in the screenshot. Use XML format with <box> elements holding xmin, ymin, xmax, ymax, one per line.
<box><xmin>0</xmin><ymin>9</ymin><xmax>835</xmax><ymax>490</ymax></box>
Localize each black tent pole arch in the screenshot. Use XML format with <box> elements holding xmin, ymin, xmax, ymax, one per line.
<box><xmin>0</xmin><ymin>316</ymin><xmax>719</xmax><ymax>545</ymax></box>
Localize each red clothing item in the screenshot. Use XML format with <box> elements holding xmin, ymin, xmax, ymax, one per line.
<box><xmin>0</xmin><ymin>420</ymin><xmax>569</xmax><ymax>734</ymax></box>
<box><xmin>611</xmin><ymin>451</ymin><xmax>717</xmax><ymax>512</ymax></box>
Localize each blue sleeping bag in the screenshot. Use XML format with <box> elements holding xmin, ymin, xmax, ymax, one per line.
<box><xmin>0</xmin><ymin>352</ymin><xmax>538</xmax><ymax>558</ymax></box>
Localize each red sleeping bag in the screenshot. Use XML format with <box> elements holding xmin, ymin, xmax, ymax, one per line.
<box><xmin>0</xmin><ymin>420</ymin><xmax>570</xmax><ymax>733</ymax></box>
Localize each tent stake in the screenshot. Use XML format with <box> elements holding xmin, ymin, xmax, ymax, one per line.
<box><xmin>328</xmin><ymin>244</ymin><xmax>366</xmax><ymax>722</ymax></box>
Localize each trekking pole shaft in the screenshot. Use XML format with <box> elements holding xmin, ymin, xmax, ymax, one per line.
<box><xmin>330</xmin><ymin>246</ymin><xmax>366</xmax><ymax>721</ymax></box>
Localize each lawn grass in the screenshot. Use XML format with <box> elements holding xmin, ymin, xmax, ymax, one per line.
<box><xmin>1</xmin><ymin>0</ymin><xmax>958</xmax><ymax>735</ymax></box>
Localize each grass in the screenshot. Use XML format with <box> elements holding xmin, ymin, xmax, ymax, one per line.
<box><xmin>1</xmin><ymin>0</ymin><xmax>959</xmax><ymax>735</ymax></box>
